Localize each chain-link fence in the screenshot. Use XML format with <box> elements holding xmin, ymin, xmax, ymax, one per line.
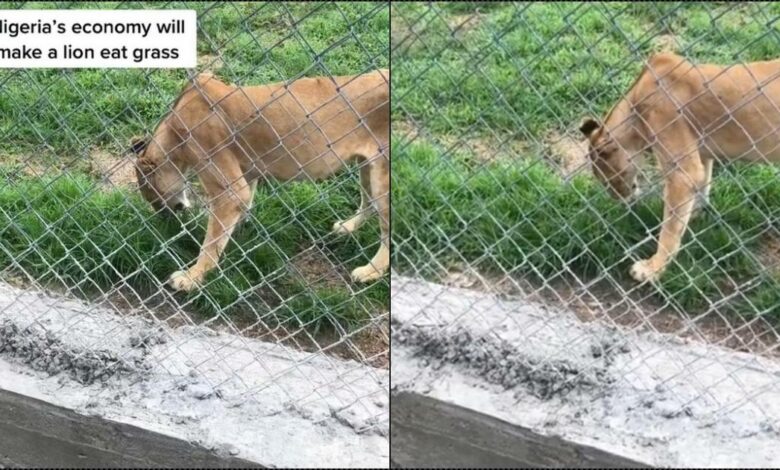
<box><xmin>0</xmin><ymin>0</ymin><xmax>390</xmax><ymax>447</ymax></box>
<box><xmin>391</xmin><ymin>1</ymin><xmax>780</xmax><ymax>455</ymax></box>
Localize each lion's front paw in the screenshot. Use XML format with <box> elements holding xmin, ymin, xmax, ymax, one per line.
<box><xmin>168</xmin><ymin>270</ymin><xmax>202</xmax><ymax>292</ymax></box>
<box><xmin>332</xmin><ymin>217</ymin><xmax>362</xmax><ymax>236</ymax></box>
<box><xmin>629</xmin><ymin>259</ymin><xmax>663</xmax><ymax>283</ymax></box>
<box><xmin>350</xmin><ymin>264</ymin><xmax>384</xmax><ymax>283</ymax></box>
<box><xmin>332</xmin><ymin>220</ymin><xmax>351</xmax><ymax>235</ymax></box>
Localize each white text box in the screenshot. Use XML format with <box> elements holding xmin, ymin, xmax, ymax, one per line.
<box><xmin>0</xmin><ymin>9</ymin><xmax>197</xmax><ymax>68</ymax></box>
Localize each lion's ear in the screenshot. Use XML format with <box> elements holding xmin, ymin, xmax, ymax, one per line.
<box><xmin>129</xmin><ymin>136</ymin><xmax>148</xmax><ymax>155</ymax></box>
<box><xmin>579</xmin><ymin>117</ymin><xmax>601</xmax><ymax>137</ymax></box>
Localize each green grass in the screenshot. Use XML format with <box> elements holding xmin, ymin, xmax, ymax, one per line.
<box><xmin>393</xmin><ymin>2</ymin><xmax>780</xmax><ymax>136</ymax></box>
<box><xmin>393</xmin><ymin>139</ymin><xmax>780</xmax><ymax>320</ymax></box>
<box><xmin>392</xmin><ymin>2</ymin><xmax>780</xmax><ymax>321</ymax></box>
<box><xmin>0</xmin><ymin>1</ymin><xmax>389</xmax><ymax>331</ymax></box>
<box><xmin>0</xmin><ymin>170</ymin><xmax>387</xmax><ymax>330</ymax></box>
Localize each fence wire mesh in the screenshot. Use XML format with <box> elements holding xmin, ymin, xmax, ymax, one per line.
<box><xmin>391</xmin><ymin>1</ymin><xmax>780</xmax><ymax>438</ymax></box>
<box><xmin>0</xmin><ymin>1</ymin><xmax>389</xmax><ymax>437</ymax></box>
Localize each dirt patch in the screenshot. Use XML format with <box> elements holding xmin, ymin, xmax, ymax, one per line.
<box><xmin>393</xmin><ymin>119</ymin><xmax>423</xmax><ymax>141</ymax></box>
<box><xmin>447</xmin><ymin>13</ymin><xmax>483</xmax><ymax>38</ymax></box>
<box><xmin>288</xmin><ymin>244</ymin><xmax>349</xmax><ymax>290</ymax></box>
<box><xmin>1</xmin><ymin>269</ymin><xmax>389</xmax><ymax>371</ymax></box>
<box><xmin>90</xmin><ymin>148</ymin><xmax>136</xmax><ymax>188</ymax></box>
<box><xmin>442</xmin><ymin>265</ymin><xmax>483</xmax><ymax>290</ymax></box>
<box><xmin>393</xmin><ymin>7</ymin><xmax>483</xmax><ymax>53</ymax></box>
<box><xmin>433</xmin><ymin>265</ymin><xmax>780</xmax><ymax>359</ymax></box>
<box><xmin>197</xmin><ymin>53</ymin><xmax>224</xmax><ymax>73</ymax></box>
<box><xmin>391</xmin><ymin>8</ymin><xmax>427</xmax><ymax>55</ymax></box>
<box><xmin>122</xmin><ymin>283</ymin><xmax>390</xmax><ymax>369</ymax></box>
<box><xmin>305</xmin><ymin>315</ymin><xmax>390</xmax><ymax>369</ymax></box>
<box><xmin>541</xmin><ymin>130</ymin><xmax>662</xmax><ymax>185</ymax></box>
<box><xmin>234</xmin><ymin>312</ymin><xmax>390</xmax><ymax>370</ymax></box>
<box><xmin>0</xmin><ymin>152</ymin><xmax>50</xmax><ymax>179</ymax></box>
<box><xmin>651</xmin><ymin>33</ymin><xmax>680</xmax><ymax>53</ymax></box>
<box><xmin>395</xmin><ymin>119</ymin><xmax>528</xmax><ymax>163</ymax></box>
<box><xmin>352</xmin><ymin>318</ymin><xmax>389</xmax><ymax>368</ymax></box>
<box><xmin>281</xmin><ymin>244</ymin><xmax>389</xmax><ymax>368</ymax></box>
<box><xmin>543</xmin><ymin>131</ymin><xmax>589</xmax><ymax>178</ymax></box>
<box><xmin>441</xmin><ymin>132</ymin><xmax>528</xmax><ymax>164</ymax></box>
<box><xmin>757</xmin><ymin>231</ymin><xmax>780</xmax><ymax>276</ymax></box>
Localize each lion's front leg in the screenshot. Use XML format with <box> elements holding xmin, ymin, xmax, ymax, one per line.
<box><xmin>350</xmin><ymin>152</ymin><xmax>389</xmax><ymax>283</ymax></box>
<box><xmin>631</xmin><ymin>167</ymin><xmax>703</xmax><ymax>283</ymax></box>
<box><xmin>169</xmin><ymin>182</ymin><xmax>252</xmax><ymax>292</ymax></box>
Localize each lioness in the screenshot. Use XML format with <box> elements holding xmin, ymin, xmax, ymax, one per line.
<box><xmin>580</xmin><ymin>52</ymin><xmax>780</xmax><ymax>282</ymax></box>
<box><xmin>131</xmin><ymin>70</ymin><xmax>389</xmax><ymax>292</ymax></box>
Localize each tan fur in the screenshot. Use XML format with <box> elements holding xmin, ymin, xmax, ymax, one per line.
<box><xmin>580</xmin><ymin>52</ymin><xmax>780</xmax><ymax>282</ymax></box>
<box><xmin>133</xmin><ymin>70</ymin><xmax>389</xmax><ymax>291</ymax></box>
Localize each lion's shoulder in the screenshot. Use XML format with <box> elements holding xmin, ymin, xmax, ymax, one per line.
<box><xmin>627</xmin><ymin>52</ymin><xmax>699</xmax><ymax>107</ymax></box>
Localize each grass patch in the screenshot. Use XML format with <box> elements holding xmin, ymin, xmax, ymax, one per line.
<box><xmin>0</xmin><ymin>170</ymin><xmax>387</xmax><ymax>330</ymax></box>
<box><xmin>393</xmin><ymin>139</ymin><xmax>780</xmax><ymax>322</ymax></box>
<box><xmin>392</xmin><ymin>2</ymin><xmax>780</xmax><ymax>137</ymax></box>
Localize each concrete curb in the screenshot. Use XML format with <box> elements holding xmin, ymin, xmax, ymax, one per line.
<box><xmin>0</xmin><ymin>281</ymin><xmax>389</xmax><ymax>468</ymax></box>
<box><xmin>391</xmin><ymin>275</ymin><xmax>780</xmax><ymax>468</ymax></box>
<box><xmin>391</xmin><ymin>391</ymin><xmax>647</xmax><ymax>468</ymax></box>
<box><xmin>0</xmin><ymin>388</ymin><xmax>260</xmax><ymax>468</ymax></box>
